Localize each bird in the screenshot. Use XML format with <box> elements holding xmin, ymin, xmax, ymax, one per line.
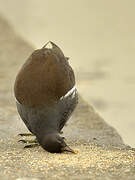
<box><xmin>14</xmin><ymin>41</ymin><xmax>78</xmax><ymax>153</ymax></box>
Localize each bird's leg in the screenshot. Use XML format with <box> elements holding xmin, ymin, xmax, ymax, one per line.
<box><xmin>18</xmin><ymin>133</ymin><xmax>35</xmax><ymax>137</ymax></box>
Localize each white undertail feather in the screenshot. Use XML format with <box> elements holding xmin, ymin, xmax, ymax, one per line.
<box><xmin>15</xmin><ymin>97</ymin><xmax>20</xmax><ymax>105</ymax></box>
<box><xmin>60</xmin><ymin>86</ymin><xmax>76</xmax><ymax>100</ymax></box>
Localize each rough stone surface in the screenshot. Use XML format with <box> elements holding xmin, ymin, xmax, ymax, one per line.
<box><xmin>0</xmin><ymin>15</ymin><xmax>135</xmax><ymax>180</ymax></box>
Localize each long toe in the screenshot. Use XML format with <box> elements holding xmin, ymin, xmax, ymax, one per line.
<box><xmin>24</xmin><ymin>143</ymin><xmax>39</xmax><ymax>148</ymax></box>
<box><xmin>18</xmin><ymin>139</ymin><xmax>38</xmax><ymax>144</ymax></box>
<box><xmin>18</xmin><ymin>133</ymin><xmax>35</xmax><ymax>137</ymax></box>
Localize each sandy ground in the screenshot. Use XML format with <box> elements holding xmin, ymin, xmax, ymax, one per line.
<box><xmin>0</xmin><ymin>0</ymin><xmax>135</xmax><ymax>147</ymax></box>
<box><xmin>0</xmin><ymin>14</ymin><xmax>135</xmax><ymax>180</ymax></box>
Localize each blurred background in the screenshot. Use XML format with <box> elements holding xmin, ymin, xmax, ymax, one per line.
<box><xmin>0</xmin><ymin>0</ymin><xmax>135</xmax><ymax>147</ymax></box>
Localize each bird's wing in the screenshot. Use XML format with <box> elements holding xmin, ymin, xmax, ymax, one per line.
<box><xmin>58</xmin><ymin>86</ymin><xmax>78</xmax><ymax>131</ymax></box>
<box><xmin>16</xmin><ymin>101</ymin><xmax>35</xmax><ymax>134</ymax></box>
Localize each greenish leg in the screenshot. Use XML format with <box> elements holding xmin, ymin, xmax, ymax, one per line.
<box><xmin>18</xmin><ymin>139</ymin><xmax>38</xmax><ymax>144</ymax></box>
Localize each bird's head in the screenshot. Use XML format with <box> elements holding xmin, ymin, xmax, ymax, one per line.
<box><xmin>38</xmin><ymin>133</ymin><xmax>75</xmax><ymax>153</ymax></box>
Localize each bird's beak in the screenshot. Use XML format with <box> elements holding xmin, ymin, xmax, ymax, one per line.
<box><xmin>61</xmin><ymin>145</ymin><xmax>76</xmax><ymax>154</ymax></box>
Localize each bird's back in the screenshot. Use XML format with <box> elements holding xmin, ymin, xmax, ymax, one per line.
<box><xmin>14</xmin><ymin>45</ymin><xmax>75</xmax><ymax>107</ymax></box>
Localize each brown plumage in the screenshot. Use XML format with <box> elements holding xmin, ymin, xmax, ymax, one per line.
<box><xmin>14</xmin><ymin>41</ymin><xmax>78</xmax><ymax>153</ymax></box>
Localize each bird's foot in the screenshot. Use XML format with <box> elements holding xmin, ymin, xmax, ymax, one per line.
<box><xmin>18</xmin><ymin>138</ymin><xmax>39</xmax><ymax>148</ymax></box>
<box><xmin>18</xmin><ymin>133</ymin><xmax>35</xmax><ymax>137</ymax></box>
